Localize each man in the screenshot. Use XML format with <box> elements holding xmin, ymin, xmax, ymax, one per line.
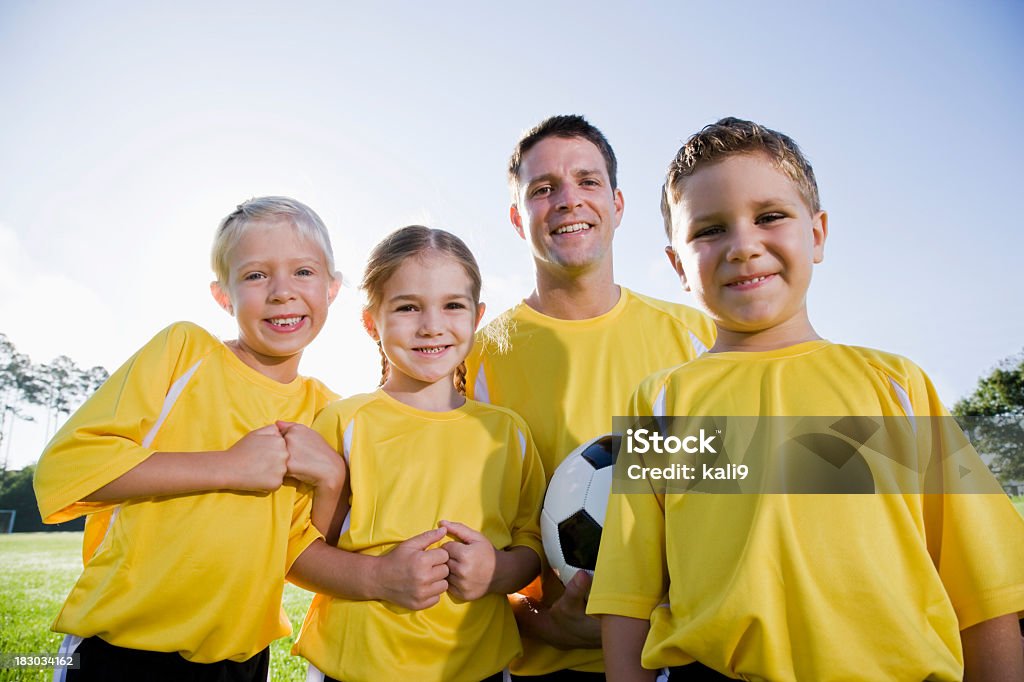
<box><xmin>466</xmin><ymin>115</ymin><xmax>715</xmax><ymax>679</ymax></box>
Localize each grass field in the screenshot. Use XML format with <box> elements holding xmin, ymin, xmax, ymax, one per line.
<box><xmin>4</xmin><ymin>502</ymin><xmax>1024</xmax><ymax>680</ymax></box>
<box><xmin>0</xmin><ymin>533</ymin><xmax>315</xmax><ymax>681</ymax></box>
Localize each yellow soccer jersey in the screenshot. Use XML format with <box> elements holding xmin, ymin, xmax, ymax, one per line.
<box><xmin>589</xmin><ymin>341</ymin><xmax>1024</xmax><ymax>681</ymax></box>
<box><xmin>464</xmin><ymin>287</ymin><xmax>714</xmax><ymax>674</ymax></box>
<box><xmin>33</xmin><ymin>322</ymin><xmax>336</xmax><ymax>663</ymax></box>
<box><xmin>294</xmin><ymin>390</ymin><xmax>546</xmax><ymax>682</ymax></box>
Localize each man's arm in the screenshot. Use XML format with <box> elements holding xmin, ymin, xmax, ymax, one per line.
<box><xmin>961</xmin><ymin>613</ymin><xmax>1024</xmax><ymax>681</ymax></box>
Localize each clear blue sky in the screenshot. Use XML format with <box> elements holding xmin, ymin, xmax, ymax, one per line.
<box><xmin>1</xmin><ymin>1</ymin><xmax>1022</xmax><ymax>469</ymax></box>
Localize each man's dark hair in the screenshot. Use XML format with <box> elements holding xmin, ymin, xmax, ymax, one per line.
<box><xmin>508</xmin><ymin>114</ymin><xmax>618</xmax><ymax>199</ymax></box>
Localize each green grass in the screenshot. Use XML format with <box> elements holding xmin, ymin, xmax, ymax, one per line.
<box><xmin>6</xmin><ymin>504</ymin><xmax>1024</xmax><ymax>680</ymax></box>
<box><xmin>0</xmin><ymin>532</ymin><xmax>315</xmax><ymax>682</ymax></box>
<box><xmin>0</xmin><ymin>533</ymin><xmax>82</xmax><ymax>682</ymax></box>
<box><xmin>274</xmin><ymin>584</ymin><xmax>316</xmax><ymax>681</ymax></box>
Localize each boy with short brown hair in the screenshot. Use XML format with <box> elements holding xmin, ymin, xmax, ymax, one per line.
<box><xmin>588</xmin><ymin>118</ymin><xmax>1024</xmax><ymax>681</ymax></box>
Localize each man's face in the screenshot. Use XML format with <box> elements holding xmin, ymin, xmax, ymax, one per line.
<box><xmin>511</xmin><ymin>136</ymin><xmax>624</xmax><ymax>277</ymax></box>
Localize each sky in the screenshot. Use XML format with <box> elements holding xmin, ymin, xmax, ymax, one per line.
<box><xmin>1</xmin><ymin>1</ymin><xmax>1022</xmax><ymax>470</ymax></box>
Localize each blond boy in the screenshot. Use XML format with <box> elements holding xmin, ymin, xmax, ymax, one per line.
<box><xmin>35</xmin><ymin>197</ymin><xmax>345</xmax><ymax>681</ymax></box>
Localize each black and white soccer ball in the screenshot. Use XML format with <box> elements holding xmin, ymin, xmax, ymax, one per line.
<box><xmin>541</xmin><ymin>433</ymin><xmax>617</xmax><ymax>586</ymax></box>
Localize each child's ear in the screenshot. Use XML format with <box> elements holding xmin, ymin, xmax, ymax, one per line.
<box><xmin>665</xmin><ymin>246</ymin><xmax>690</xmax><ymax>292</ymax></box>
<box><xmin>210</xmin><ymin>282</ymin><xmax>234</xmax><ymax>315</ymax></box>
<box><xmin>509</xmin><ymin>204</ymin><xmax>526</xmax><ymax>240</ymax></box>
<box><xmin>328</xmin><ymin>272</ymin><xmax>342</xmax><ymax>304</ymax></box>
<box><xmin>812</xmin><ymin>211</ymin><xmax>828</xmax><ymax>264</ymax></box>
<box><xmin>474</xmin><ymin>302</ymin><xmax>487</xmax><ymax>330</ymax></box>
<box><xmin>361</xmin><ymin>309</ymin><xmax>379</xmax><ymax>341</ymax></box>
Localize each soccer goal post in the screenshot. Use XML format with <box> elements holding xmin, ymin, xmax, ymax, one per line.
<box><xmin>0</xmin><ymin>510</ymin><xmax>15</xmax><ymax>534</ymax></box>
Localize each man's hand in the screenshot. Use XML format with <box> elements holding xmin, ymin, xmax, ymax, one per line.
<box><xmin>513</xmin><ymin>570</ymin><xmax>602</xmax><ymax>649</ymax></box>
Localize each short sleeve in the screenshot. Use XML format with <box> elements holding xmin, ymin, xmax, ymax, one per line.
<box><xmin>907</xmin><ymin>365</ymin><xmax>1024</xmax><ymax>628</ymax></box>
<box><xmin>33</xmin><ymin>323</ymin><xmax>200</xmax><ymax>524</ymax></box>
<box><xmin>311</xmin><ymin>402</ymin><xmax>348</xmax><ymax>453</ymax></box>
<box><xmin>588</xmin><ymin>380</ymin><xmax>670</xmax><ymax>619</ymax></box>
<box><xmin>588</xmin><ymin>472</ymin><xmax>668</xmax><ymax>619</ymax></box>
<box><xmin>287</xmin><ymin>484</ymin><xmax>325</xmax><ymax>570</ymax></box>
<box><xmin>507</xmin><ymin>422</ymin><xmax>546</xmax><ymax>564</ymax></box>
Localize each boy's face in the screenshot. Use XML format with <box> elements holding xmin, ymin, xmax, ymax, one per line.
<box><xmin>510</xmin><ymin>135</ymin><xmax>624</xmax><ymax>278</ymax></box>
<box><xmin>666</xmin><ymin>153</ymin><xmax>826</xmax><ymax>337</ymax></box>
<box><xmin>211</xmin><ymin>218</ymin><xmax>339</xmax><ymax>381</ymax></box>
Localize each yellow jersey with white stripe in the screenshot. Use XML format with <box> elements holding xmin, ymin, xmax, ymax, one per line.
<box><xmin>294</xmin><ymin>390</ymin><xmax>546</xmax><ymax>682</ymax></box>
<box><xmin>33</xmin><ymin>321</ymin><xmax>334</xmax><ymax>663</ymax></box>
<box><xmin>589</xmin><ymin>340</ymin><xmax>1024</xmax><ymax>681</ymax></box>
<box><xmin>465</xmin><ymin>287</ymin><xmax>715</xmax><ymax>675</ymax></box>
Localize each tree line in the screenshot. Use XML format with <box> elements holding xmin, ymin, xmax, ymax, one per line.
<box><xmin>0</xmin><ymin>332</ymin><xmax>109</xmax><ymax>531</ymax></box>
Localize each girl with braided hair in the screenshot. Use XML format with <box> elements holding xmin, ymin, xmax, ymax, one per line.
<box><xmin>293</xmin><ymin>225</ymin><xmax>545</xmax><ymax>682</ymax></box>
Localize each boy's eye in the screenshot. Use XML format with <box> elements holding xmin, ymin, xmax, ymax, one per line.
<box><xmin>446</xmin><ymin>302</ymin><xmax>467</xmax><ymax>310</ymax></box>
<box><xmin>395</xmin><ymin>304</ymin><xmax>418</xmax><ymax>312</ymax></box>
<box><xmin>243</xmin><ymin>272</ymin><xmax>266</xmax><ymax>281</ymax></box>
<box><xmin>692</xmin><ymin>226</ymin><xmax>724</xmax><ymax>239</ymax></box>
<box><xmin>756</xmin><ymin>212</ymin><xmax>785</xmax><ymax>224</ymax></box>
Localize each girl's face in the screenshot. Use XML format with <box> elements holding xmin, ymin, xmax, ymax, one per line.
<box><xmin>211</xmin><ymin>218</ymin><xmax>339</xmax><ymax>383</ymax></box>
<box><xmin>364</xmin><ymin>251</ymin><xmax>485</xmax><ymax>396</ymax></box>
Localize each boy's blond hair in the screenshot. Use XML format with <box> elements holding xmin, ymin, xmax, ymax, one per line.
<box><xmin>211</xmin><ymin>196</ymin><xmax>336</xmax><ymax>283</ymax></box>
<box><xmin>661</xmin><ymin>117</ymin><xmax>820</xmax><ymax>239</ymax></box>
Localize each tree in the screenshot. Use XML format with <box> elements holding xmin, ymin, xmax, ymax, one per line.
<box><xmin>32</xmin><ymin>356</ymin><xmax>108</xmax><ymax>441</ymax></box>
<box><xmin>0</xmin><ymin>334</ymin><xmax>110</xmax><ymax>485</ymax></box>
<box><xmin>0</xmin><ymin>334</ymin><xmax>39</xmax><ymax>485</ymax></box>
<box><xmin>953</xmin><ymin>350</ymin><xmax>1024</xmax><ymax>484</ymax></box>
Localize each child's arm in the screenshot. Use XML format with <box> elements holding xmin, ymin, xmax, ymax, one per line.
<box><xmin>288</xmin><ymin>527</ymin><xmax>451</xmax><ymax>610</ymax></box>
<box><xmin>275</xmin><ymin>421</ymin><xmax>349</xmax><ymax>538</ymax></box>
<box><xmin>83</xmin><ymin>424</ymin><xmax>291</xmax><ymax>501</ymax></box>
<box><xmin>602</xmin><ymin>615</ymin><xmax>656</xmax><ymax>682</ymax></box>
<box><xmin>439</xmin><ymin>520</ymin><xmax>541</xmax><ymax>600</ymax></box>
<box><xmin>961</xmin><ymin>613</ymin><xmax>1024</xmax><ymax>681</ymax></box>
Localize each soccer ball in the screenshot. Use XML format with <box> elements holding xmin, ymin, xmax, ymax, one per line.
<box><xmin>541</xmin><ymin>433</ymin><xmax>617</xmax><ymax>586</ymax></box>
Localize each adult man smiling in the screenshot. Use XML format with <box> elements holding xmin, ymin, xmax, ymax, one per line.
<box><xmin>466</xmin><ymin>115</ymin><xmax>715</xmax><ymax>680</ymax></box>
